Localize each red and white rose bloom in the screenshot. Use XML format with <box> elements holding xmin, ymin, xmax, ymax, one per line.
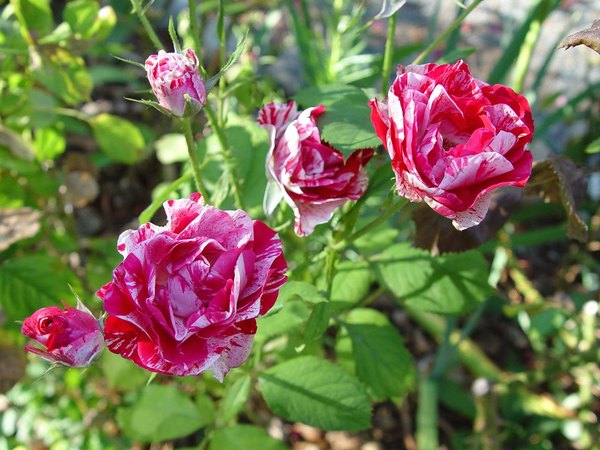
<box><xmin>96</xmin><ymin>194</ymin><xmax>287</xmax><ymax>381</ymax></box>
<box><xmin>145</xmin><ymin>48</ymin><xmax>206</xmax><ymax>117</ymax></box>
<box><xmin>258</xmin><ymin>101</ymin><xmax>373</xmax><ymax>236</ymax></box>
<box><xmin>370</xmin><ymin>60</ymin><xmax>534</xmax><ymax>230</ymax></box>
<box><xmin>21</xmin><ymin>301</ymin><xmax>104</xmax><ymax>367</ymax></box>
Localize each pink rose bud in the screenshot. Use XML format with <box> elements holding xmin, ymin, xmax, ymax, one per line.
<box><xmin>370</xmin><ymin>60</ymin><xmax>534</xmax><ymax>230</ymax></box>
<box><xmin>145</xmin><ymin>48</ymin><xmax>206</xmax><ymax>117</ymax></box>
<box><xmin>97</xmin><ymin>193</ymin><xmax>287</xmax><ymax>381</ymax></box>
<box><xmin>258</xmin><ymin>101</ymin><xmax>373</xmax><ymax>236</ymax></box>
<box><xmin>21</xmin><ymin>301</ymin><xmax>104</xmax><ymax>367</ymax></box>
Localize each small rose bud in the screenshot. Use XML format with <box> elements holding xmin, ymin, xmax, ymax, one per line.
<box><xmin>145</xmin><ymin>48</ymin><xmax>206</xmax><ymax>117</ymax></box>
<box><xmin>21</xmin><ymin>301</ymin><xmax>104</xmax><ymax>367</ymax></box>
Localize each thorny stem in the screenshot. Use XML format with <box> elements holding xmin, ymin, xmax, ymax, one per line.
<box><xmin>182</xmin><ymin>117</ymin><xmax>210</xmax><ymax>202</ymax></box>
<box><xmin>411</xmin><ymin>0</ymin><xmax>484</xmax><ymax>65</ymax></box>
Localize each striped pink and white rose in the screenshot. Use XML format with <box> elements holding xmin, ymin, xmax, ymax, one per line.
<box><xmin>258</xmin><ymin>101</ymin><xmax>373</xmax><ymax>236</ymax></box>
<box><xmin>370</xmin><ymin>60</ymin><xmax>534</xmax><ymax>230</ymax></box>
<box><xmin>97</xmin><ymin>194</ymin><xmax>287</xmax><ymax>380</ymax></box>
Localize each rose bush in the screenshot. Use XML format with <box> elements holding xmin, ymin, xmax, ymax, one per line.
<box><xmin>97</xmin><ymin>194</ymin><xmax>287</xmax><ymax>380</ymax></box>
<box><xmin>370</xmin><ymin>60</ymin><xmax>534</xmax><ymax>230</ymax></box>
<box><xmin>21</xmin><ymin>301</ymin><xmax>104</xmax><ymax>367</ymax></box>
<box><xmin>145</xmin><ymin>48</ymin><xmax>206</xmax><ymax>117</ymax></box>
<box><xmin>258</xmin><ymin>101</ymin><xmax>373</xmax><ymax>236</ymax></box>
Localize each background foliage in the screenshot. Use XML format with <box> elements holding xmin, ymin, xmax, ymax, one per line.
<box><xmin>0</xmin><ymin>0</ymin><xmax>598</xmax><ymax>449</ymax></box>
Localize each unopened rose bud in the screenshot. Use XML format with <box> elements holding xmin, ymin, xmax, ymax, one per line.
<box><xmin>145</xmin><ymin>48</ymin><xmax>206</xmax><ymax>117</ymax></box>
<box><xmin>21</xmin><ymin>301</ymin><xmax>104</xmax><ymax>367</ymax></box>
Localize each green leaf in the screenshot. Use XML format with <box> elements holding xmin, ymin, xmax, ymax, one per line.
<box><xmin>0</xmin><ymin>147</ymin><xmax>37</xmax><ymax>175</ymax></box>
<box><xmin>342</xmin><ymin>308</ymin><xmax>415</xmax><ymax>400</ymax></box>
<box><xmin>319</xmin><ymin>97</ymin><xmax>380</xmax><ymax>156</ymax></box>
<box><xmin>304</xmin><ymin>302</ymin><xmax>331</xmax><ymax>342</ymax></box>
<box><xmin>295</xmin><ymin>84</ymin><xmax>380</xmax><ymax>157</ymax></box>
<box><xmin>154</xmin><ymin>133</ymin><xmax>188</xmax><ymax>164</ymax></box>
<box><xmin>438</xmin><ymin>379</ymin><xmax>475</xmax><ymax>419</ymax></box>
<box><xmin>294</xmin><ymin>84</ymin><xmax>361</xmax><ymax>108</ymax></box>
<box><xmin>0</xmin><ymin>255</ymin><xmax>82</xmax><ymax>328</ymax></box>
<box><xmin>100</xmin><ymin>351</ymin><xmax>148</xmax><ymax>391</ymax></box>
<box><xmin>226</xmin><ymin>121</ymin><xmax>270</xmax><ymax>215</ymax></box>
<box><xmin>34</xmin><ymin>126</ymin><xmax>66</xmax><ymax>161</ymax></box>
<box><xmin>584</xmin><ymin>137</ymin><xmax>600</xmax><ymax>154</ymax></box>
<box><xmin>88</xmin><ymin>5</ymin><xmax>115</xmax><ymax>41</ymax></box>
<box><xmin>278</xmin><ymin>281</ymin><xmax>327</xmax><ymax>305</ymax></box>
<box><xmin>13</xmin><ymin>0</ymin><xmax>54</xmax><ymax>36</ymax></box>
<box><xmin>28</xmin><ymin>89</ymin><xmax>57</xmax><ymax>129</ymax></box>
<box><xmin>167</xmin><ymin>16</ymin><xmax>181</xmax><ymax>54</ymax></box>
<box><xmin>34</xmin><ymin>49</ymin><xmax>92</xmax><ymax>105</ymax></box>
<box><xmin>330</xmin><ymin>260</ymin><xmax>372</xmax><ymax>310</ymax></box>
<box><xmin>259</xmin><ymin>356</ymin><xmax>371</xmax><ymax>431</ymax></box>
<box><xmin>256</xmin><ymin>300</ymin><xmax>309</xmax><ymax>340</ymax></box>
<box><xmin>0</xmin><ymin>178</ymin><xmax>27</xmax><ymax>208</ymax></box>
<box><xmin>211</xmin><ymin>425</ymin><xmax>287</xmax><ymax>450</ymax></box>
<box><xmin>91</xmin><ymin>114</ymin><xmax>146</xmax><ymax>164</ymax></box>
<box><xmin>117</xmin><ymin>384</ymin><xmax>205</xmax><ymax>443</ymax></box>
<box><xmin>373</xmin><ymin>243</ymin><xmax>492</xmax><ymax>315</ymax></box>
<box><xmin>37</xmin><ymin>22</ymin><xmax>72</xmax><ymax>45</ymax></box>
<box><xmin>205</xmin><ymin>30</ymin><xmax>249</xmax><ymax>92</ymax></box>
<box><xmin>219</xmin><ymin>373</ymin><xmax>251</xmax><ymax>422</ymax></box>
<box><xmin>195</xmin><ymin>394</ymin><xmax>216</xmax><ymax>427</ymax></box>
<box><xmin>64</xmin><ymin>0</ymin><xmax>99</xmax><ymax>37</ymax></box>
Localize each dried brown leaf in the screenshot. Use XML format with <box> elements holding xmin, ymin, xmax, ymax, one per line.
<box><xmin>558</xmin><ymin>20</ymin><xmax>600</xmax><ymax>54</ymax></box>
<box><xmin>0</xmin><ymin>207</ymin><xmax>42</xmax><ymax>251</ymax></box>
<box><xmin>524</xmin><ymin>157</ymin><xmax>588</xmax><ymax>242</ymax></box>
<box><xmin>413</xmin><ymin>188</ymin><xmax>522</xmax><ymax>254</ymax></box>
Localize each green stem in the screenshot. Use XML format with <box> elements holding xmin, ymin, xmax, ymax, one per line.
<box><xmin>381</xmin><ymin>12</ymin><xmax>397</xmax><ymax>96</ymax></box>
<box><xmin>293</xmin><ymin>194</ymin><xmax>409</xmax><ymax>274</ymax></box>
<box><xmin>430</xmin><ymin>318</ymin><xmax>457</xmax><ymax>379</ymax></box>
<box><xmin>511</xmin><ymin>11</ymin><xmax>543</xmax><ymax>92</ymax></box>
<box><xmin>182</xmin><ymin>117</ymin><xmax>210</xmax><ymax>201</ymax></box>
<box><xmin>54</xmin><ymin>107</ymin><xmax>91</xmax><ymax>123</ymax></box>
<box><xmin>132</xmin><ymin>0</ymin><xmax>164</xmax><ymax>50</ymax></box>
<box><xmin>405</xmin><ymin>305</ymin><xmax>507</xmax><ymax>382</ymax></box>
<box><xmin>341</xmin><ymin>197</ymin><xmax>408</xmax><ymax>246</ymax></box>
<box><xmin>327</xmin><ymin>0</ymin><xmax>344</xmax><ymax>83</ymax></box>
<box><xmin>217</xmin><ymin>0</ymin><xmax>227</xmax><ymax>127</ymax></box>
<box><xmin>324</xmin><ymin>247</ymin><xmax>338</xmax><ymax>299</ymax></box>
<box><xmin>416</xmin><ymin>318</ymin><xmax>456</xmax><ymax>450</ymax></box>
<box><xmin>203</xmin><ymin>103</ymin><xmax>244</xmax><ymax>209</ymax></box>
<box><xmin>411</xmin><ymin>0</ymin><xmax>483</xmax><ymax>65</ymax></box>
<box><xmin>188</xmin><ymin>0</ymin><xmax>202</xmax><ymax>58</ymax></box>
<box><xmin>416</xmin><ymin>378</ymin><xmax>439</xmax><ymax>450</ymax></box>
